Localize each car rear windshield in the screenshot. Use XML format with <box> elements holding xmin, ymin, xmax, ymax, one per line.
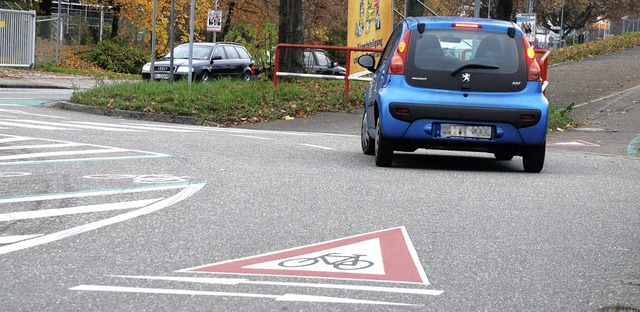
<box><xmin>405</xmin><ymin>28</ymin><xmax>527</xmax><ymax>92</ymax></box>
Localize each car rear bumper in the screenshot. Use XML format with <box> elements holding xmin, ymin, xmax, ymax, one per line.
<box><xmin>376</xmin><ymin>80</ymin><xmax>549</xmax><ymax>146</ymax></box>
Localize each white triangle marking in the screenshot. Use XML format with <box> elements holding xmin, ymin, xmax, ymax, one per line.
<box><xmin>244</xmin><ymin>238</ymin><xmax>385</xmax><ymax>275</ymax></box>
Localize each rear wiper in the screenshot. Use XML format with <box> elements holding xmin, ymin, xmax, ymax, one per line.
<box><xmin>451</xmin><ymin>64</ymin><xmax>499</xmax><ymax>77</ymax></box>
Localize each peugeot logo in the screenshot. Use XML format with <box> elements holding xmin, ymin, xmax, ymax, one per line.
<box><xmin>462</xmin><ymin>73</ymin><xmax>471</xmax><ymax>83</ymax></box>
<box><xmin>157</xmin><ymin>66</ymin><xmax>170</xmax><ymax>71</ymax></box>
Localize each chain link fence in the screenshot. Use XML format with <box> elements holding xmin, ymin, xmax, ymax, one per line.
<box><xmin>34</xmin><ymin>1</ymin><xmax>114</xmax><ymax>66</ymax></box>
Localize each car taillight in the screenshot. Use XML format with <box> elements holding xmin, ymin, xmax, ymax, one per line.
<box><xmin>522</xmin><ymin>35</ymin><xmax>541</xmax><ymax>81</ymax></box>
<box><xmin>251</xmin><ymin>64</ymin><xmax>257</xmax><ymax>75</ymax></box>
<box><xmin>389</xmin><ymin>31</ymin><xmax>411</xmax><ymax>74</ymax></box>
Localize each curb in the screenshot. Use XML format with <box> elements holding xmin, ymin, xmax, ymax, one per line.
<box><xmin>45</xmin><ymin>101</ymin><xmax>221</xmax><ymax>127</ymax></box>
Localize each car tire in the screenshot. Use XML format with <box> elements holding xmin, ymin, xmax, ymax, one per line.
<box><xmin>361</xmin><ymin>112</ymin><xmax>375</xmax><ymax>155</ymax></box>
<box><xmin>199</xmin><ymin>71</ymin><xmax>211</xmax><ymax>83</ymax></box>
<box><xmin>522</xmin><ymin>143</ymin><xmax>545</xmax><ymax>173</ymax></box>
<box><xmin>242</xmin><ymin>71</ymin><xmax>252</xmax><ymax>81</ymax></box>
<box><xmin>494</xmin><ymin>151</ymin><xmax>514</xmax><ymax>161</ymax></box>
<box><xmin>375</xmin><ymin>117</ymin><xmax>394</xmax><ymax>167</ymax></box>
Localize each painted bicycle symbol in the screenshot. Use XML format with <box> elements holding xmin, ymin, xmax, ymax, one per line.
<box><xmin>82</xmin><ymin>174</ymin><xmax>191</xmax><ymax>184</ymax></box>
<box><xmin>278</xmin><ymin>253</ymin><xmax>374</xmax><ymax>271</ymax></box>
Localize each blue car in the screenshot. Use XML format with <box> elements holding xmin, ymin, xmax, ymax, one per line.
<box><xmin>358</xmin><ymin>17</ymin><xmax>549</xmax><ymax>172</ymax></box>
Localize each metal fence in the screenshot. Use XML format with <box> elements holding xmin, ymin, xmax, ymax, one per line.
<box><xmin>0</xmin><ymin>9</ymin><xmax>36</xmax><ymax>67</ymax></box>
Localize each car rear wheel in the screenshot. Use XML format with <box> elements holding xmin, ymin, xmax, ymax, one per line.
<box><xmin>199</xmin><ymin>71</ymin><xmax>211</xmax><ymax>82</ymax></box>
<box><xmin>361</xmin><ymin>112</ymin><xmax>374</xmax><ymax>155</ymax></box>
<box><xmin>242</xmin><ymin>71</ymin><xmax>252</xmax><ymax>81</ymax></box>
<box><xmin>522</xmin><ymin>143</ymin><xmax>545</xmax><ymax>173</ymax></box>
<box><xmin>375</xmin><ymin>117</ymin><xmax>394</xmax><ymax>167</ymax></box>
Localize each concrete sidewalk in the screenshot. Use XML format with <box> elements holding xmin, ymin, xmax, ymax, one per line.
<box><xmin>0</xmin><ymin>68</ymin><xmax>132</xmax><ymax>90</ymax></box>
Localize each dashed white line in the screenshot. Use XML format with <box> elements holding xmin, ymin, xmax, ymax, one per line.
<box><xmin>300</xmin><ymin>144</ymin><xmax>336</xmax><ymax>151</ymax></box>
<box><xmin>234</xmin><ymin>135</ymin><xmax>273</xmax><ymax>140</ymax></box>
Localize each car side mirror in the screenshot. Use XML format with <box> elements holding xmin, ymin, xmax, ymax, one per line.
<box><xmin>332</xmin><ymin>62</ymin><xmax>338</xmax><ymax>68</ymax></box>
<box><xmin>357</xmin><ymin>54</ymin><xmax>376</xmax><ymax>72</ymax></box>
<box><xmin>211</xmin><ymin>56</ymin><xmax>223</xmax><ymax>64</ymax></box>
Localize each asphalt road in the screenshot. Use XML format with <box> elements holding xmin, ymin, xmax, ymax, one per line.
<box><xmin>0</xmin><ymin>88</ymin><xmax>638</xmax><ymax>311</ymax></box>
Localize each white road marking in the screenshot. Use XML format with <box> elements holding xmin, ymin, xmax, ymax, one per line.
<box><xmin>0</xmin><ymin>181</ymin><xmax>205</xmax><ymax>255</ymax></box>
<box><xmin>0</xmin><ymin>172</ymin><xmax>31</xmax><ymax>177</ymax></box>
<box><xmin>299</xmin><ymin>144</ymin><xmax>336</xmax><ymax>150</ymax></box>
<box><xmin>0</xmin><ymin>183</ymin><xmax>191</xmax><ymax>204</ymax></box>
<box><xmin>0</xmin><ymin>235</ymin><xmax>42</xmax><ymax>244</ymax></box>
<box><xmin>69</xmin><ymin>285</ymin><xmax>419</xmax><ymax>306</ymax></box>
<box><xmin>0</xmin><ymin>108</ymin><xmax>67</xmax><ymax>119</ymax></box>
<box><xmin>0</xmin><ymin>147</ymin><xmax>127</xmax><ymax>161</ymax></box>
<box><xmin>0</xmin><ymin>198</ymin><xmax>163</xmax><ymax>221</ymax></box>
<box><xmin>0</xmin><ymin>154</ymin><xmax>172</xmax><ymax>166</ymax></box>
<box><xmin>0</xmin><ymin>136</ymin><xmax>33</xmax><ymax>143</ymax></box>
<box><xmin>0</xmin><ymin>143</ymin><xmax>85</xmax><ymax>150</ymax></box>
<box><xmin>0</xmin><ymin>120</ymin><xmax>76</xmax><ymax>130</ymax></box>
<box><xmin>9</xmin><ymin>119</ymin><xmax>140</xmax><ymax>132</ymax></box>
<box><xmin>549</xmin><ymin>140</ymin><xmax>600</xmax><ymax>147</ymax></box>
<box><xmin>575</xmin><ymin>84</ymin><xmax>640</xmax><ymax>108</ymax></box>
<box><xmin>234</xmin><ymin>135</ymin><xmax>273</xmax><ymax>140</ymax></box>
<box><xmin>70</xmin><ymin>122</ymin><xmax>200</xmax><ymax>133</ymax></box>
<box><xmin>112</xmin><ymin>275</ymin><xmax>444</xmax><ymax>296</ymax></box>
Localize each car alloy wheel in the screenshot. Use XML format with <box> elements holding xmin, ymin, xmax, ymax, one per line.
<box><xmin>242</xmin><ymin>72</ymin><xmax>251</xmax><ymax>81</ymax></box>
<box><xmin>375</xmin><ymin>117</ymin><xmax>394</xmax><ymax>167</ymax></box>
<box><xmin>361</xmin><ymin>112</ymin><xmax>375</xmax><ymax>155</ymax></box>
<box><xmin>522</xmin><ymin>142</ymin><xmax>545</xmax><ymax>173</ymax></box>
<box><xmin>200</xmin><ymin>71</ymin><xmax>211</xmax><ymax>82</ymax></box>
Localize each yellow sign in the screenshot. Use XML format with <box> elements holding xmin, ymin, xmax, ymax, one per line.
<box><xmin>0</xmin><ymin>21</ymin><xmax>6</xmax><ymax>28</ymax></box>
<box><xmin>347</xmin><ymin>0</ymin><xmax>393</xmax><ymax>74</ymax></box>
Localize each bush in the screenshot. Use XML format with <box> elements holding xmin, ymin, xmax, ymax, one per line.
<box><xmin>84</xmin><ymin>41</ymin><xmax>148</xmax><ymax>74</ymax></box>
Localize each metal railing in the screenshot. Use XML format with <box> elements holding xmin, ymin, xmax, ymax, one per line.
<box><xmin>0</xmin><ymin>9</ymin><xmax>36</xmax><ymax>67</ymax></box>
<box><xmin>273</xmin><ymin>43</ymin><xmax>383</xmax><ymax>102</ymax></box>
<box><xmin>534</xmin><ymin>48</ymin><xmax>550</xmax><ymax>94</ymax></box>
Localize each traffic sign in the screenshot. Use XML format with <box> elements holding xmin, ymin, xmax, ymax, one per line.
<box><xmin>180</xmin><ymin>227</ymin><xmax>430</xmax><ymax>284</ymax></box>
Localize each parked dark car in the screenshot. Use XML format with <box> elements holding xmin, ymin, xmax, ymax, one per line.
<box><xmin>303</xmin><ymin>49</ymin><xmax>346</xmax><ymax>76</ymax></box>
<box><xmin>141</xmin><ymin>42</ymin><xmax>257</xmax><ymax>82</ymax></box>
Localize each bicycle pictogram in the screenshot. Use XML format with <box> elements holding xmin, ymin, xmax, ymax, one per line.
<box><xmin>278</xmin><ymin>253</ymin><xmax>374</xmax><ymax>271</ymax></box>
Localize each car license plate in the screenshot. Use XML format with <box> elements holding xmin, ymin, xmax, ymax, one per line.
<box><xmin>154</xmin><ymin>73</ymin><xmax>170</xmax><ymax>80</ymax></box>
<box><xmin>439</xmin><ymin>124</ymin><xmax>492</xmax><ymax>139</ymax></box>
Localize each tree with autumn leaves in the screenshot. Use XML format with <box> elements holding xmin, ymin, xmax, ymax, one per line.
<box><xmin>30</xmin><ymin>0</ymin><xmax>640</xmax><ymax>56</ymax></box>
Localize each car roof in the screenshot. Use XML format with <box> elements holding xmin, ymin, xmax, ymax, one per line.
<box><xmin>177</xmin><ymin>42</ymin><xmax>244</xmax><ymax>47</ymax></box>
<box><xmin>404</xmin><ymin>16</ymin><xmax>522</xmax><ymax>35</ymax></box>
